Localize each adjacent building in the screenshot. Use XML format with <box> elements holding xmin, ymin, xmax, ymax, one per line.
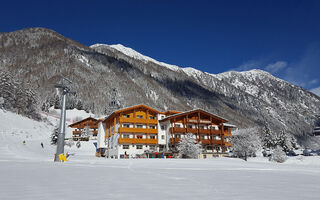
<box><xmin>69</xmin><ymin>117</ymin><xmax>102</xmax><ymax>140</ymax></box>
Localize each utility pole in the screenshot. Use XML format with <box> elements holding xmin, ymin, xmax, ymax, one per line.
<box><xmin>54</xmin><ymin>76</ymin><xmax>74</xmax><ymax>162</ymax></box>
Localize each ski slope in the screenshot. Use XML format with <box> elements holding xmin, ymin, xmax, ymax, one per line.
<box><xmin>0</xmin><ymin>109</ymin><xmax>320</xmax><ymax>200</ymax></box>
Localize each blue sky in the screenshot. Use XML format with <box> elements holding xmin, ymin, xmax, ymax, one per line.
<box><xmin>1</xmin><ymin>0</ymin><xmax>320</xmax><ymax>93</ymax></box>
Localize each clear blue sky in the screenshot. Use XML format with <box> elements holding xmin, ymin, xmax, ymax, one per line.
<box><xmin>1</xmin><ymin>0</ymin><xmax>320</xmax><ymax>91</ymax></box>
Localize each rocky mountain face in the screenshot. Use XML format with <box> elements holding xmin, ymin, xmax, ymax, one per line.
<box><xmin>1</xmin><ymin>28</ymin><xmax>320</xmax><ymax>147</ymax></box>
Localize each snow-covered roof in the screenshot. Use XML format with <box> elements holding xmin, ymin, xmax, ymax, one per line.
<box><xmin>223</xmin><ymin>123</ymin><xmax>237</xmax><ymax>128</ymax></box>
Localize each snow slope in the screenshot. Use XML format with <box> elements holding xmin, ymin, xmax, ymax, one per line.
<box><xmin>1</xmin><ymin>109</ymin><xmax>320</xmax><ymax>200</ymax></box>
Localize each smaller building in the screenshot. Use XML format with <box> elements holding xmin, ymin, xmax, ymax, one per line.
<box><xmin>69</xmin><ymin>117</ymin><xmax>102</xmax><ymax>140</ymax></box>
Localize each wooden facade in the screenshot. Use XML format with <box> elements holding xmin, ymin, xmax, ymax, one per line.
<box><xmin>159</xmin><ymin>109</ymin><xmax>233</xmax><ymax>153</ymax></box>
<box><xmin>69</xmin><ymin>117</ymin><xmax>101</xmax><ymax>138</ymax></box>
<box><xmin>103</xmin><ymin>105</ymin><xmax>161</xmax><ymax>145</ymax></box>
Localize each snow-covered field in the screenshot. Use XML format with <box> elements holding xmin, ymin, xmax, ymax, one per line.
<box><xmin>1</xmin><ymin>109</ymin><xmax>320</xmax><ymax>200</ymax></box>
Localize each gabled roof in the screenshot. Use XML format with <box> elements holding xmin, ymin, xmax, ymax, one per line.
<box><xmin>69</xmin><ymin>117</ymin><xmax>98</xmax><ymax>127</ymax></box>
<box><xmin>159</xmin><ymin>109</ymin><xmax>228</xmax><ymax>123</ymax></box>
<box><xmin>103</xmin><ymin>104</ymin><xmax>162</xmax><ymax>123</ymax></box>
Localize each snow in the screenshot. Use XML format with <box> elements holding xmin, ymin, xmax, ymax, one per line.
<box><xmin>310</xmin><ymin>86</ymin><xmax>320</xmax><ymax>97</ymax></box>
<box><xmin>182</xmin><ymin>67</ymin><xmax>204</xmax><ymax>77</ymax></box>
<box><xmin>1</xmin><ymin>109</ymin><xmax>320</xmax><ymax>200</ymax></box>
<box><xmin>76</xmin><ymin>54</ymin><xmax>91</xmax><ymax>68</ymax></box>
<box><xmin>92</xmin><ymin>44</ymin><xmax>181</xmax><ymax>71</ymax></box>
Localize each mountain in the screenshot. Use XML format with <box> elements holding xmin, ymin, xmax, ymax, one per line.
<box><xmin>1</xmin><ymin>27</ymin><xmax>320</xmax><ymax>147</ymax></box>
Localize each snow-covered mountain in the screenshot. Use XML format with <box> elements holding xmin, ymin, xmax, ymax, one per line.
<box><xmin>1</xmin><ymin>28</ymin><xmax>320</xmax><ymax>147</ymax></box>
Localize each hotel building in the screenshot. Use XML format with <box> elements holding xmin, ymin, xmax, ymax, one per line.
<box><xmin>102</xmin><ymin>105</ymin><xmax>235</xmax><ymax>159</ymax></box>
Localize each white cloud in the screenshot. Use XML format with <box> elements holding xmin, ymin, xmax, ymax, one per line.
<box><xmin>309</xmin><ymin>79</ymin><xmax>319</xmax><ymax>85</ymax></box>
<box><xmin>310</xmin><ymin>86</ymin><xmax>320</xmax><ymax>97</ymax></box>
<box><xmin>283</xmin><ymin>43</ymin><xmax>320</xmax><ymax>89</ymax></box>
<box><xmin>232</xmin><ymin>60</ymin><xmax>262</xmax><ymax>71</ymax></box>
<box><xmin>265</xmin><ymin>61</ymin><xmax>287</xmax><ymax>73</ymax></box>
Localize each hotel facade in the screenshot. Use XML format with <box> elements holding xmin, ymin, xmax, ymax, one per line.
<box><xmin>101</xmin><ymin>105</ymin><xmax>234</xmax><ymax>159</ymax></box>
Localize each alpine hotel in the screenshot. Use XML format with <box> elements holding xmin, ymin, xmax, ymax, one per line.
<box><xmin>70</xmin><ymin>105</ymin><xmax>235</xmax><ymax>158</ymax></box>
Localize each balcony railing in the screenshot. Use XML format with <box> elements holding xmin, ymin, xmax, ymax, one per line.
<box><xmin>169</xmin><ymin>127</ymin><xmax>228</xmax><ymax>135</ymax></box>
<box><xmin>169</xmin><ymin>138</ymin><xmax>225</xmax><ymax>145</ymax></box>
<box><xmin>119</xmin><ymin>127</ymin><xmax>158</xmax><ymax>134</ymax></box>
<box><xmin>72</xmin><ymin>130</ymin><xmax>98</xmax><ymax>135</ymax></box>
<box><xmin>118</xmin><ymin>138</ymin><xmax>158</xmax><ymax>144</ymax></box>
<box><xmin>120</xmin><ymin>117</ymin><xmax>158</xmax><ymax>124</ymax></box>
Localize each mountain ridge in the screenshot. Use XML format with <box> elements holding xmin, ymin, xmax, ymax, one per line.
<box><xmin>1</xmin><ymin>27</ymin><xmax>320</xmax><ymax>147</ymax></box>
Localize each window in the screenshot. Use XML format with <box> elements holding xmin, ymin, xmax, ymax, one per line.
<box><xmin>149</xmin><ymin>116</ymin><xmax>155</xmax><ymax>119</ymax></box>
<box><xmin>137</xmin><ymin>135</ymin><xmax>143</xmax><ymax>139</ymax></box>
<box><xmin>136</xmin><ymin>145</ymin><xmax>143</xmax><ymax>149</ymax></box>
<box><xmin>175</xmin><ymin>124</ymin><xmax>181</xmax><ymax>128</ymax></box>
<box><xmin>136</xmin><ymin>124</ymin><xmax>143</xmax><ymax>128</ymax></box>
<box><xmin>161</xmin><ymin>135</ymin><xmax>165</xmax><ymax>140</ymax></box>
<box><xmin>123</xmin><ymin>124</ymin><xmax>130</xmax><ymax>128</ymax></box>
<box><xmin>188</xmin><ymin>125</ymin><xmax>193</xmax><ymax>129</ymax></box>
<box><xmin>161</xmin><ymin>116</ymin><xmax>165</xmax><ymax>119</ymax></box>
<box><xmin>123</xmin><ymin>145</ymin><xmax>129</xmax><ymax>149</ymax></box>
<box><xmin>150</xmin><ymin>135</ymin><xmax>156</xmax><ymax>139</ymax></box>
<box><xmin>201</xmin><ymin>135</ymin><xmax>205</xmax><ymax>139</ymax></box>
<box><xmin>149</xmin><ymin>145</ymin><xmax>156</xmax><ymax>150</ymax></box>
<box><xmin>123</xmin><ymin>134</ymin><xmax>130</xmax><ymax>138</ymax></box>
<box><xmin>137</xmin><ymin>115</ymin><xmax>143</xmax><ymax>119</ymax></box>
<box><xmin>149</xmin><ymin>125</ymin><xmax>156</xmax><ymax>129</ymax></box>
<box><xmin>200</xmin><ymin>125</ymin><xmax>205</xmax><ymax>129</ymax></box>
<box><xmin>123</xmin><ymin>114</ymin><xmax>130</xmax><ymax>118</ymax></box>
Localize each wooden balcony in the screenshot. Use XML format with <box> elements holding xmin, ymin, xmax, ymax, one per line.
<box><xmin>225</xmin><ymin>142</ymin><xmax>232</xmax><ymax>147</ymax></box>
<box><xmin>169</xmin><ymin>138</ymin><xmax>224</xmax><ymax>145</ymax></box>
<box><xmin>119</xmin><ymin>127</ymin><xmax>158</xmax><ymax>134</ymax></box>
<box><xmin>224</xmin><ymin>133</ymin><xmax>232</xmax><ymax>137</ymax></box>
<box><xmin>72</xmin><ymin>130</ymin><xmax>98</xmax><ymax>136</ymax></box>
<box><xmin>169</xmin><ymin>127</ymin><xmax>225</xmax><ymax>135</ymax></box>
<box><xmin>73</xmin><ymin>131</ymin><xmax>81</xmax><ymax>135</ymax></box>
<box><xmin>118</xmin><ymin>138</ymin><xmax>158</xmax><ymax>144</ymax></box>
<box><xmin>120</xmin><ymin>117</ymin><xmax>158</xmax><ymax>124</ymax></box>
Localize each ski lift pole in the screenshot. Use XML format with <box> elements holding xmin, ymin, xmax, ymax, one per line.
<box><xmin>55</xmin><ymin>87</ymin><xmax>67</xmax><ymax>162</ymax></box>
<box><xmin>54</xmin><ymin>76</ymin><xmax>74</xmax><ymax>162</ymax></box>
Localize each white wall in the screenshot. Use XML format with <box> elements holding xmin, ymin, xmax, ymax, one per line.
<box><xmin>158</xmin><ymin>120</ymin><xmax>169</xmax><ymax>145</ymax></box>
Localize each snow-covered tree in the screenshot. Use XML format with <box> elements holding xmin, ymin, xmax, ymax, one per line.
<box><xmin>51</xmin><ymin>127</ymin><xmax>59</xmax><ymax>145</ymax></box>
<box><xmin>262</xmin><ymin>124</ymin><xmax>296</xmax><ymax>152</ymax></box>
<box><xmin>232</xmin><ymin>127</ymin><xmax>262</xmax><ymax>160</ymax></box>
<box><xmin>270</xmin><ymin>146</ymin><xmax>287</xmax><ymax>163</ymax></box>
<box><xmin>81</xmin><ymin>126</ymin><xmax>90</xmax><ymax>137</ymax></box>
<box><xmin>177</xmin><ymin>133</ymin><xmax>202</xmax><ymax>159</ymax></box>
<box><xmin>0</xmin><ymin>72</ymin><xmax>40</xmax><ymax>120</ymax></box>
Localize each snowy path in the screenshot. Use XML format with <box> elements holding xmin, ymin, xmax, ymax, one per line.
<box><xmin>1</xmin><ymin>110</ymin><xmax>320</xmax><ymax>200</ymax></box>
